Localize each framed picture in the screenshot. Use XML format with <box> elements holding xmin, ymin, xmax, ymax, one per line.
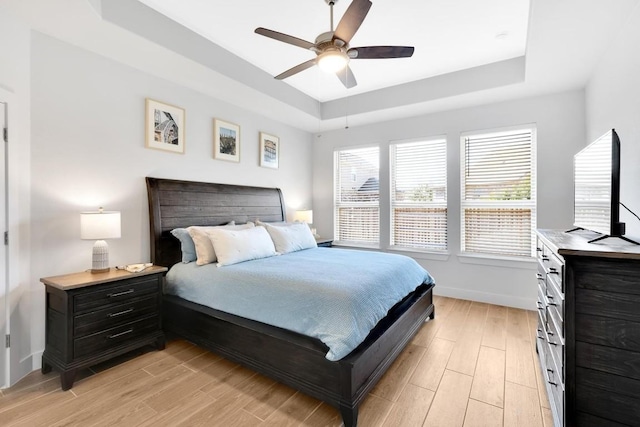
<box><xmin>259</xmin><ymin>132</ymin><xmax>279</xmax><ymax>169</ymax></box>
<box><xmin>145</xmin><ymin>98</ymin><xmax>185</xmax><ymax>154</ymax></box>
<box><xmin>214</xmin><ymin>119</ymin><xmax>240</xmax><ymax>162</ymax></box>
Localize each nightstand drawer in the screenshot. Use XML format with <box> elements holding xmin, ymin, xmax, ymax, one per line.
<box><xmin>74</xmin><ymin>295</ymin><xmax>159</xmax><ymax>337</ymax></box>
<box><xmin>74</xmin><ymin>277</ymin><xmax>158</xmax><ymax>313</ymax></box>
<box><xmin>74</xmin><ymin>314</ymin><xmax>159</xmax><ymax>359</ymax></box>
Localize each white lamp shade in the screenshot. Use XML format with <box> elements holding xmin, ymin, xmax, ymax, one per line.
<box><xmin>294</xmin><ymin>209</ymin><xmax>313</xmax><ymax>224</ymax></box>
<box><xmin>80</xmin><ymin>210</ymin><xmax>121</xmax><ymax>240</ymax></box>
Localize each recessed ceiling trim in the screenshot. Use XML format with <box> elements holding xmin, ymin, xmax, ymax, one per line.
<box><xmin>95</xmin><ymin>0</ymin><xmax>321</xmax><ymax>119</ymax></box>
<box><xmin>321</xmin><ymin>56</ymin><xmax>526</xmax><ymax>120</ymax></box>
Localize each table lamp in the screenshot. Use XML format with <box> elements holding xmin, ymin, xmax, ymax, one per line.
<box><xmin>80</xmin><ymin>208</ymin><xmax>121</xmax><ymax>273</ymax></box>
<box><xmin>294</xmin><ymin>209</ymin><xmax>318</xmax><ymax>237</ymax></box>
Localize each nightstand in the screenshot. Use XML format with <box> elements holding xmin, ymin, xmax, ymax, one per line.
<box><xmin>41</xmin><ymin>265</ymin><xmax>167</xmax><ymax>390</ymax></box>
<box><xmin>315</xmin><ymin>238</ymin><xmax>333</xmax><ymax>248</ymax></box>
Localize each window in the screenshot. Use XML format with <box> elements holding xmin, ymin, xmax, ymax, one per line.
<box><xmin>461</xmin><ymin>126</ymin><xmax>536</xmax><ymax>257</ymax></box>
<box><xmin>390</xmin><ymin>138</ymin><xmax>447</xmax><ymax>251</ymax></box>
<box><xmin>334</xmin><ymin>146</ymin><xmax>379</xmax><ymax>246</ymax></box>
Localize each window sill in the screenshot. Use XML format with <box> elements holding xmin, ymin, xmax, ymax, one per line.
<box><xmin>387</xmin><ymin>246</ymin><xmax>450</xmax><ymax>261</ymax></box>
<box><xmin>457</xmin><ymin>252</ymin><xmax>536</xmax><ymax>269</ymax></box>
<box><xmin>333</xmin><ymin>242</ymin><xmax>380</xmax><ymax>251</ymax></box>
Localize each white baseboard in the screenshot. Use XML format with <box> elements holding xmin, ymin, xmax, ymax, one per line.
<box><xmin>433</xmin><ymin>286</ymin><xmax>535</xmax><ymax>310</ymax></box>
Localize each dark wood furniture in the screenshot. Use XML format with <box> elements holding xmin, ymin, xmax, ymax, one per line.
<box><xmin>315</xmin><ymin>237</ymin><xmax>333</xmax><ymax>247</ymax></box>
<box><xmin>536</xmin><ymin>229</ymin><xmax>640</xmax><ymax>427</ymax></box>
<box><xmin>146</xmin><ymin>177</ymin><xmax>435</xmax><ymax>427</ymax></box>
<box><xmin>41</xmin><ymin>266</ymin><xmax>167</xmax><ymax>390</ymax></box>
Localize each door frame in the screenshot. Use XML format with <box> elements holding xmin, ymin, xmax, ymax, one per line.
<box><xmin>0</xmin><ymin>87</ymin><xmax>9</xmax><ymax>389</ymax></box>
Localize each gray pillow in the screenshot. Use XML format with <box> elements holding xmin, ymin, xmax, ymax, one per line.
<box><xmin>170</xmin><ymin>228</ymin><xmax>197</xmax><ymax>263</ymax></box>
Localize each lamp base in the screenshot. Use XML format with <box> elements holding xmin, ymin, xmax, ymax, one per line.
<box><xmin>91</xmin><ymin>240</ymin><xmax>110</xmax><ymax>273</ymax></box>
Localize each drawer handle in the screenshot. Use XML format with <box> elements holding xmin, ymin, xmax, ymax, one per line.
<box><xmin>547</xmin><ymin>330</ymin><xmax>554</xmax><ymax>336</ymax></box>
<box><xmin>546</xmin><ymin>294</ymin><xmax>554</xmax><ymax>300</ymax></box>
<box><xmin>542</xmin><ymin>255</ymin><xmax>549</xmax><ymax>262</ymax></box>
<box><xmin>548</xmin><ymin>302</ymin><xmax>557</xmax><ymax>307</ymax></box>
<box><xmin>547</xmin><ymin>379</ymin><xmax>557</xmax><ymax>386</ymax></box>
<box><xmin>108</xmin><ymin>308</ymin><xmax>134</xmax><ymax>318</ymax></box>
<box><xmin>548</xmin><ymin>340</ymin><xmax>558</xmax><ymax>346</ymax></box>
<box><xmin>108</xmin><ymin>289</ymin><xmax>134</xmax><ymax>298</ymax></box>
<box><xmin>108</xmin><ymin>329</ymin><xmax>133</xmax><ymax>339</ymax></box>
<box><xmin>536</xmin><ymin>247</ymin><xmax>542</xmax><ymax>252</ymax></box>
<box><xmin>548</xmin><ymin>267</ymin><xmax>559</xmax><ymax>274</ymax></box>
<box><xmin>536</xmin><ymin>273</ymin><xmax>544</xmax><ymax>280</ymax></box>
<box><xmin>536</xmin><ymin>302</ymin><xmax>544</xmax><ymax>310</ymax></box>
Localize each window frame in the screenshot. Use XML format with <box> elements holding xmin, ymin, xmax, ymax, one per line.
<box><xmin>389</xmin><ymin>136</ymin><xmax>448</xmax><ymax>253</ymax></box>
<box><xmin>333</xmin><ymin>145</ymin><xmax>381</xmax><ymax>248</ymax></box>
<box><xmin>460</xmin><ymin>124</ymin><xmax>537</xmax><ymax>259</ymax></box>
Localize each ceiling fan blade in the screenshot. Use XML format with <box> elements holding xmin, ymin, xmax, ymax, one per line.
<box><xmin>336</xmin><ymin>65</ymin><xmax>357</xmax><ymax>89</ymax></box>
<box><xmin>275</xmin><ymin>58</ymin><xmax>317</xmax><ymax>80</ymax></box>
<box><xmin>333</xmin><ymin>0</ymin><xmax>372</xmax><ymax>44</ymax></box>
<box><xmin>348</xmin><ymin>46</ymin><xmax>415</xmax><ymax>59</ymax></box>
<box><xmin>255</xmin><ymin>27</ymin><xmax>315</xmax><ymax>50</ymax></box>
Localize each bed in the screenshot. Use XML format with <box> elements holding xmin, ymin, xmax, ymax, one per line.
<box><xmin>146</xmin><ymin>177</ymin><xmax>435</xmax><ymax>426</ymax></box>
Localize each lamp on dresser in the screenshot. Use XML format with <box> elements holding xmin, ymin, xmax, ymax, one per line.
<box><xmin>80</xmin><ymin>207</ymin><xmax>121</xmax><ymax>273</ymax></box>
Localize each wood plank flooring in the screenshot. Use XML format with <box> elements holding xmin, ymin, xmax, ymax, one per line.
<box><xmin>0</xmin><ymin>296</ymin><xmax>553</xmax><ymax>426</ymax></box>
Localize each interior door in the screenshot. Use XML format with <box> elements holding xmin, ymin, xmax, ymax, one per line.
<box><xmin>0</xmin><ymin>100</ymin><xmax>6</xmax><ymax>389</ymax></box>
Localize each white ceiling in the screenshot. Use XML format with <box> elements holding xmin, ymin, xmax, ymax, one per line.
<box><xmin>137</xmin><ymin>0</ymin><xmax>530</xmax><ymax>102</ymax></box>
<box><xmin>2</xmin><ymin>0</ymin><xmax>640</xmax><ymax>131</ymax></box>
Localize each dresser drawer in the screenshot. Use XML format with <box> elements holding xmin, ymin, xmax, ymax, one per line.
<box><xmin>74</xmin><ymin>314</ymin><xmax>160</xmax><ymax>359</ymax></box>
<box><xmin>546</xmin><ymin>311</ymin><xmax>565</xmax><ymax>384</ymax></box>
<box><xmin>536</xmin><ymin>261</ymin><xmax>547</xmax><ymax>294</ymax></box>
<box><xmin>73</xmin><ymin>277</ymin><xmax>159</xmax><ymax>313</ymax></box>
<box><xmin>74</xmin><ymin>295</ymin><xmax>159</xmax><ymax>337</ymax></box>
<box><xmin>544</xmin><ymin>252</ymin><xmax>564</xmax><ymax>292</ymax></box>
<box><xmin>545</xmin><ymin>349</ymin><xmax>564</xmax><ymax>426</ymax></box>
<box><xmin>546</xmin><ymin>278</ymin><xmax>564</xmax><ymax>330</ymax></box>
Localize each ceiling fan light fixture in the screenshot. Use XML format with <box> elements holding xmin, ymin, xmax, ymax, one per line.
<box><xmin>317</xmin><ymin>49</ymin><xmax>349</xmax><ymax>73</ymax></box>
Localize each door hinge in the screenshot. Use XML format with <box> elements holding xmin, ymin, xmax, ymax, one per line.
<box><xmin>3</xmin><ymin>231</ymin><xmax>7</xmax><ymax>246</ymax></box>
<box><xmin>3</xmin><ymin>127</ymin><xmax>6</xmax><ymax>142</ymax></box>
<box><xmin>5</xmin><ymin>335</ymin><xmax>9</xmax><ymax>348</ymax></box>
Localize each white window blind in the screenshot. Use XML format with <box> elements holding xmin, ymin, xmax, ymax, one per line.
<box><xmin>334</xmin><ymin>147</ymin><xmax>380</xmax><ymax>246</ymax></box>
<box><xmin>390</xmin><ymin>139</ymin><xmax>447</xmax><ymax>251</ymax></box>
<box><xmin>461</xmin><ymin>127</ymin><xmax>536</xmax><ymax>257</ymax></box>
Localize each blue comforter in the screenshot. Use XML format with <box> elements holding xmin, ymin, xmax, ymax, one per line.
<box><xmin>165</xmin><ymin>247</ymin><xmax>434</xmax><ymax>361</ymax></box>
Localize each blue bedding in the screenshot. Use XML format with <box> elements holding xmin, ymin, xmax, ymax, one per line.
<box><xmin>165</xmin><ymin>247</ymin><xmax>434</xmax><ymax>361</ymax></box>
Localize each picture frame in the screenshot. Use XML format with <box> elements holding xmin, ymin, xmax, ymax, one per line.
<box><xmin>214</xmin><ymin>119</ymin><xmax>241</xmax><ymax>162</ymax></box>
<box><xmin>259</xmin><ymin>132</ymin><xmax>279</xmax><ymax>169</ymax></box>
<box><xmin>145</xmin><ymin>98</ymin><xmax>185</xmax><ymax>154</ymax></box>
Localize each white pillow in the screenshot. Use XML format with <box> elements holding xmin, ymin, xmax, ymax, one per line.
<box><xmin>256</xmin><ymin>219</ymin><xmax>291</xmax><ymax>227</ymax></box>
<box><xmin>207</xmin><ymin>226</ymin><xmax>277</xmax><ymax>267</ymax></box>
<box><xmin>188</xmin><ymin>222</ymin><xmax>254</xmax><ymax>265</ymax></box>
<box><xmin>264</xmin><ymin>222</ymin><xmax>317</xmax><ymax>254</ymax></box>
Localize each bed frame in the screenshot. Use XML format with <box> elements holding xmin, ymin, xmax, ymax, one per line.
<box><xmin>146</xmin><ymin>177</ymin><xmax>435</xmax><ymax>426</ymax></box>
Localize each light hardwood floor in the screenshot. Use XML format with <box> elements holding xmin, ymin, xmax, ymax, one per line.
<box><xmin>0</xmin><ymin>296</ymin><xmax>554</xmax><ymax>426</ymax></box>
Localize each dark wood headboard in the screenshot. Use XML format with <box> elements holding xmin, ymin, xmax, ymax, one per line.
<box><xmin>146</xmin><ymin>177</ymin><xmax>286</xmax><ymax>268</ymax></box>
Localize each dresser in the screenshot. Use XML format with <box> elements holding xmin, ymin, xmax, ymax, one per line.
<box><xmin>41</xmin><ymin>266</ymin><xmax>167</xmax><ymax>390</ymax></box>
<box><xmin>536</xmin><ymin>229</ymin><xmax>640</xmax><ymax>426</ymax></box>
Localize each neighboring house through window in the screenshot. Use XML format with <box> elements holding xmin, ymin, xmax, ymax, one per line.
<box><xmin>334</xmin><ymin>146</ymin><xmax>380</xmax><ymax>246</ymax></box>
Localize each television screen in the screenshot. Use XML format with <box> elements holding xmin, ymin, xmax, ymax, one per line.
<box><xmin>573</xmin><ymin>129</ymin><xmax>620</xmax><ymax>236</ymax></box>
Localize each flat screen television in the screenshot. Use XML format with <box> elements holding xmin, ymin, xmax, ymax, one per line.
<box><xmin>572</xmin><ymin>129</ymin><xmax>631</xmax><ymax>243</ymax></box>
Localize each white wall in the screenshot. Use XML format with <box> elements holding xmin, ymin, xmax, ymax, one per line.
<box><xmin>313</xmin><ymin>90</ymin><xmax>586</xmax><ymax>309</ymax></box>
<box><xmin>586</xmin><ymin>3</ymin><xmax>640</xmax><ymax>242</ymax></box>
<box><xmin>29</xmin><ymin>33</ymin><xmax>313</xmax><ymax>365</ymax></box>
<box><xmin>0</xmin><ymin>5</ymin><xmax>33</xmax><ymax>387</ymax></box>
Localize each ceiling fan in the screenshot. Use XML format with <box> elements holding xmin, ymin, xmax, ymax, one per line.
<box><xmin>255</xmin><ymin>0</ymin><xmax>414</xmax><ymax>89</ymax></box>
